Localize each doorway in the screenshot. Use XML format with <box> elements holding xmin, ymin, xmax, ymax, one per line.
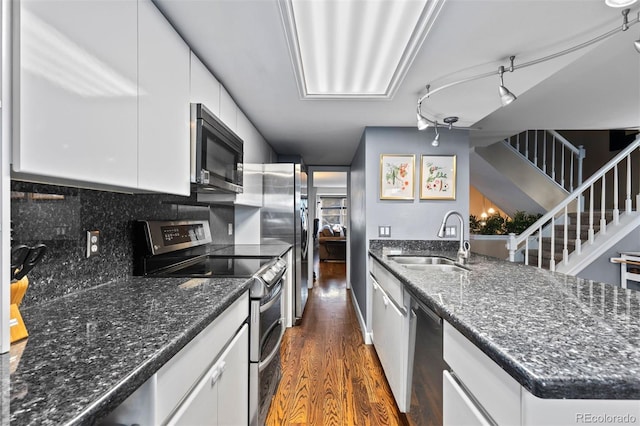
<box><xmin>307</xmin><ymin>167</ymin><xmax>350</xmax><ymax>289</ymax></box>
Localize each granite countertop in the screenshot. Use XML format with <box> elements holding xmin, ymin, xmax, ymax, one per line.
<box><xmin>6</xmin><ymin>275</ymin><xmax>251</xmax><ymax>425</ymax></box>
<box><xmin>369</xmin><ymin>242</ymin><xmax>640</xmax><ymax>400</ymax></box>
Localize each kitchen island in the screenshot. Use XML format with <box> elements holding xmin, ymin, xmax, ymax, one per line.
<box><xmin>369</xmin><ymin>240</ymin><xmax>640</xmax><ymax>424</ymax></box>
<box><xmin>5</xmin><ymin>275</ymin><xmax>251</xmax><ymax>425</ymax></box>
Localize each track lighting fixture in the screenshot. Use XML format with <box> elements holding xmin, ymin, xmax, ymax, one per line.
<box><xmin>605</xmin><ymin>0</ymin><xmax>638</xmax><ymax>7</ymax></box>
<box><xmin>443</xmin><ymin>116</ymin><xmax>458</xmax><ymax>130</ymax></box>
<box><xmin>416</xmin><ymin>86</ymin><xmax>431</xmax><ymax>130</ymax></box>
<box><xmin>415</xmin><ymin>9</ymin><xmax>640</xmax><ymax>125</ymax></box>
<box><xmin>432</xmin><ymin>123</ymin><xmax>440</xmax><ymax>147</ymax></box>
<box><xmin>417</xmin><ymin>112</ymin><xmax>430</xmax><ymax>130</ymax></box>
<box><xmin>498</xmin><ymin>57</ymin><xmax>517</xmax><ymax>107</ymax></box>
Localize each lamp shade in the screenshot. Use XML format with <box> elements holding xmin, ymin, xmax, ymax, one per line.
<box><xmin>417</xmin><ymin>114</ymin><xmax>430</xmax><ymax>130</ymax></box>
<box><xmin>431</xmin><ymin>132</ymin><xmax>440</xmax><ymax>147</ymax></box>
<box><xmin>499</xmin><ymin>85</ymin><xmax>517</xmax><ymax>106</ymax></box>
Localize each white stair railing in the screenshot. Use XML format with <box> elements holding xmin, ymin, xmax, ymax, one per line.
<box><xmin>504</xmin><ymin>130</ymin><xmax>586</xmax><ymax>193</ymax></box>
<box><xmin>507</xmin><ymin>135</ymin><xmax>640</xmax><ymax>271</ymax></box>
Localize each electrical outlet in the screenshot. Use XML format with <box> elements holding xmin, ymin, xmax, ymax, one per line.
<box><xmin>228</xmin><ymin>223</ymin><xmax>233</xmax><ymax>236</ymax></box>
<box><xmin>446</xmin><ymin>226</ymin><xmax>457</xmax><ymax>237</ymax></box>
<box><xmin>378</xmin><ymin>226</ymin><xmax>391</xmax><ymax>237</ymax></box>
<box><xmin>86</xmin><ymin>230</ymin><xmax>100</xmax><ymax>258</ymax></box>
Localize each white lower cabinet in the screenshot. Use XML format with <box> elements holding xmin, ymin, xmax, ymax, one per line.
<box><xmin>101</xmin><ymin>292</ymin><xmax>249</xmax><ymax>426</ymax></box>
<box><xmin>444</xmin><ymin>321</ymin><xmax>640</xmax><ymax>426</ymax></box>
<box><xmin>167</xmin><ymin>324</ymin><xmax>248</xmax><ymax>426</ymax></box>
<box><xmin>369</xmin><ymin>257</ymin><xmax>411</xmax><ymax>412</ymax></box>
<box><xmin>443</xmin><ymin>371</ymin><xmax>491</xmax><ymax>426</ymax></box>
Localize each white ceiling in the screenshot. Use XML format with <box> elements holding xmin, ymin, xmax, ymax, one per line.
<box><xmin>154</xmin><ymin>0</ymin><xmax>640</xmax><ymax>166</ymax></box>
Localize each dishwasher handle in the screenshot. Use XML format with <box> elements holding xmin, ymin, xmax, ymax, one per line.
<box><xmin>413</xmin><ymin>298</ymin><xmax>442</xmax><ymax>326</ymax></box>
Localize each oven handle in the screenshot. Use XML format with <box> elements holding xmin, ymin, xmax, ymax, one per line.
<box><xmin>260</xmin><ymin>279</ymin><xmax>283</xmax><ymax>313</ymax></box>
<box><xmin>259</xmin><ymin>319</ymin><xmax>284</xmax><ymax>373</ymax></box>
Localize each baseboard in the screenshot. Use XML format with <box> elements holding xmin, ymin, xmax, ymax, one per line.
<box><xmin>349</xmin><ymin>289</ymin><xmax>372</xmax><ymax>345</ymax></box>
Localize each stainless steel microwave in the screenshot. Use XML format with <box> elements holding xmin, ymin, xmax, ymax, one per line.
<box><xmin>190</xmin><ymin>103</ymin><xmax>243</xmax><ymax>193</ymax></box>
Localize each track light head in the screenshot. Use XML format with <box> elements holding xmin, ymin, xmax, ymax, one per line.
<box><xmin>432</xmin><ymin>123</ymin><xmax>440</xmax><ymax>147</ymax></box>
<box><xmin>499</xmin><ymin>85</ymin><xmax>517</xmax><ymax>106</ymax></box>
<box><xmin>498</xmin><ymin>65</ymin><xmax>517</xmax><ymax>106</ymax></box>
<box><xmin>417</xmin><ymin>113</ymin><xmax>430</xmax><ymax>131</ymax></box>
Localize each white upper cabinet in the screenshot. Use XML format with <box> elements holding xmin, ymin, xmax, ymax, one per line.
<box><xmin>138</xmin><ymin>0</ymin><xmax>190</xmax><ymax>195</ymax></box>
<box><xmin>189</xmin><ymin>52</ymin><xmax>220</xmax><ymax>116</ymax></box>
<box><xmin>14</xmin><ymin>0</ymin><xmax>139</xmax><ymax>188</ymax></box>
<box><xmin>219</xmin><ymin>87</ymin><xmax>237</xmax><ymax>133</ymax></box>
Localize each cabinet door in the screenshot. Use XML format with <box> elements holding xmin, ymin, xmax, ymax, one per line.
<box><xmin>217</xmin><ymin>323</ymin><xmax>249</xmax><ymax>425</ymax></box>
<box><xmin>371</xmin><ymin>278</ymin><xmax>406</xmax><ymax>409</ymax></box>
<box><xmin>138</xmin><ymin>0</ymin><xmax>190</xmax><ymax>195</ymax></box>
<box><xmin>190</xmin><ymin>52</ymin><xmax>221</xmax><ymax>116</ymax></box>
<box><xmin>15</xmin><ymin>0</ymin><xmax>138</xmax><ymax>188</ymax></box>
<box><xmin>167</xmin><ymin>324</ymin><xmax>248</xmax><ymax>426</ymax></box>
<box><xmin>219</xmin><ymin>87</ymin><xmax>237</xmax><ymax>133</ymax></box>
<box><xmin>443</xmin><ymin>371</ymin><xmax>492</xmax><ymax>426</ymax></box>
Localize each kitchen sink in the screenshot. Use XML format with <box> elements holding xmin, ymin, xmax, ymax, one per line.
<box><xmin>401</xmin><ymin>263</ymin><xmax>469</xmax><ymax>272</ymax></box>
<box><xmin>388</xmin><ymin>255</ymin><xmax>455</xmax><ymax>265</ymax></box>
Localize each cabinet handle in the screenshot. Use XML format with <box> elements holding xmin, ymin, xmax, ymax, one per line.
<box><xmin>383</xmin><ymin>294</ymin><xmax>389</xmax><ymax>307</ymax></box>
<box><xmin>210</xmin><ymin>360</ymin><xmax>227</xmax><ymax>386</ymax></box>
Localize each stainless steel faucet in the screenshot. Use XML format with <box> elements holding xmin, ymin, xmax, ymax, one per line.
<box><xmin>437</xmin><ymin>210</ymin><xmax>470</xmax><ymax>264</ymax></box>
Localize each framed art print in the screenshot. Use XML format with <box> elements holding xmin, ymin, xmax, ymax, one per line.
<box><xmin>420</xmin><ymin>155</ymin><xmax>456</xmax><ymax>200</ymax></box>
<box><xmin>380</xmin><ymin>154</ymin><xmax>415</xmax><ymax>200</ymax></box>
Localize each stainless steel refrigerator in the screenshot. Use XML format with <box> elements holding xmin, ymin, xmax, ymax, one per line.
<box><xmin>261</xmin><ymin>163</ymin><xmax>308</xmax><ymax>324</ymax></box>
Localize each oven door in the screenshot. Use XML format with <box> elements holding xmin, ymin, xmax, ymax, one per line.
<box><xmin>250</xmin><ymin>278</ymin><xmax>284</xmax><ymax>426</ymax></box>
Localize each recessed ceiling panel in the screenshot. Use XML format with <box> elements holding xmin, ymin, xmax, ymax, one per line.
<box><xmin>280</xmin><ymin>0</ymin><xmax>445</xmax><ymax>99</ymax></box>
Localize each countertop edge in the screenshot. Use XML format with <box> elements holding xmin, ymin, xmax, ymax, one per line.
<box><xmin>71</xmin><ymin>280</ymin><xmax>252</xmax><ymax>424</ymax></box>
<box><xmin>368</xmin><ymin>249</ymin><xmax>640</xmax><ymax>400</ymax></box>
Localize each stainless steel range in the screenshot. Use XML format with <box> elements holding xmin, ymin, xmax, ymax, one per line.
<box><xmin>133</xmin><ymin>220</ymin><xmax>287</xmax><ymax>425</ymax></box>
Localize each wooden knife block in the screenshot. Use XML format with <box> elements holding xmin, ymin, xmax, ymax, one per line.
<box><xmin>10</xmin><ymin>276</ymin><xmax>29</xmax><ymax>343</ymax></box>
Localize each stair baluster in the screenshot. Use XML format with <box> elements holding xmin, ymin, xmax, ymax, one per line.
<box><xmin>507</xmin><ymin>135</ymin><xmax>640</xmax><ymax>275</ymax></box>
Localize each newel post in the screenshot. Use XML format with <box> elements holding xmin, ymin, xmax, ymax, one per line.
<box><xmin>507</xmin><ymin>233</ymin><xmax>516</xmax><ymax>262</ymax></box>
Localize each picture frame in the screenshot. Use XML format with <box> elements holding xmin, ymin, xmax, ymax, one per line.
<box><xmin>420</xmin><ymin>155</ymin><xmax>456</xmax><ymax>200</ymax></box>
<box><xmin>380</xmin><ymin>154</ymin><xmax>415</xmax><ymax>200</ymax></box>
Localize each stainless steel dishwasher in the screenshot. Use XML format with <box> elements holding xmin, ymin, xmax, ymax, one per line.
<box><xmin>407</xmin><ymin>297</ymin><xmax>448</xmax><ymax>426</ymax></box>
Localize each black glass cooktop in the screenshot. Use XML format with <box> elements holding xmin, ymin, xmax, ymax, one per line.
<box><xmin>162</xmin><ymin>256</ymin><xmax>273</xmax><ymax>278</ymax></box>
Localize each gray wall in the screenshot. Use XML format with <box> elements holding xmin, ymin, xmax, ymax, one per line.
<box><xmin>350</xmin><ymin>132</ymin><xmax>367</xmax><ymax>328</ymax></box>
<box><xmin>577</xmin><ymin>226</ymin><xmax>640</xmax><ymax>287</ymax></box>
<box><xmin>349</xmin><ymin>126</ymin><xmax>470</xmax><ymax>325</ymax></box>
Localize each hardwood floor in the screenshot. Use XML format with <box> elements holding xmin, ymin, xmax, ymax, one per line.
<box><xmin>266</xmin><ymin>261</ymin><xmax>407</xmax><ymax>425</ymax></box>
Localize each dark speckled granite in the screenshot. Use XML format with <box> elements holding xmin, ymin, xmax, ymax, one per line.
<box><xmin>10</xmin><ymin>181</ymin><xmax>210</xmax><ymax>308</ymax></box>
<box><xmin>8</xmin><ymin>276</ymin><xmax>250</xmax><ymax>425</ymax></box>
<box><xmin>370</xmin><ymin>245</ymin><xmax>640</xmax><ymax>400</ymax></box>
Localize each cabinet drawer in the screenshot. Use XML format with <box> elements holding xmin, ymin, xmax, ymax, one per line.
<box><xmin>443</xmin><ymin>322</ymin><xmax>520</xmax><ymax>425</ymax></box>
<box><xmin>370</xmin><ymin>258</ymin><xmax>404</xmax><ymax>307</ymax></box>
<box><xmin>157</xmin><ymin>291</ymin><xmax>249</xmax><ymax>423</ymax></box>
<box><xmin>167</xmin><ymin>324</ymin><xmax>249</xmax><ymax>426</ymax></box>
<box><xmin>443</xmin><ymin>371</ymin><xmax>492</xmax><ymax>426</ymax></box>
<box><xmin>372</xmin><ymin>278</ymin><xmax>406</xmax><ymax>408</ymax></box>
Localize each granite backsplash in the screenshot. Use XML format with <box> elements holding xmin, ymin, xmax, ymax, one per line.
<box><xmin>10</xmin><ymin>181</ymin><xmax>232</xmax><ymax>308</ymax></box>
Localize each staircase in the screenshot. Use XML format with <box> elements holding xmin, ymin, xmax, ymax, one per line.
<box><xmin>472</xmin><ymin>130</ymin><xmax>584</xmax><ymax>216</ymax></box>
<box><xmin>507</xmin><ymin>134</ymin><xmax>640</xmax><ymax>275</ymax></box>
<box><xmin>526</xmin><ymin>211</ymin><xmax>613</xmax><ymax>268</ymax></box>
